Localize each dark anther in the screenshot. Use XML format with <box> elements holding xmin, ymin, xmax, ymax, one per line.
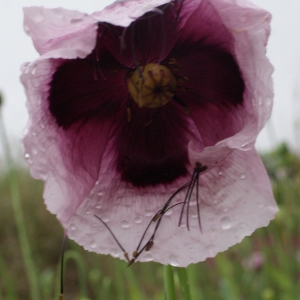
<box><xmin>145</xmin><ymin>240</ymin><xmax>154</xmax><ymax>251</ymax></box>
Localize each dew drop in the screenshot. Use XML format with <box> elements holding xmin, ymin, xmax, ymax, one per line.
<box><xmin>134</xmin><ymin>217</ymin><xmax>142</xmax><ymax>224</ymax></box>
<box><xmin>95</xmin><ymin>204</ymin><xmax>102</xmax><ymax>209</ymax></box>
<box><xmin>70</xmin><ymin>224</ymin><xmax>76</xmax><ymax>231</ymax></box>
<box><xmin>266</xmin><ymin>98</ymin><xmax>272</xmax><ymax>106</ymax></box>
<box><xmin>142</xmin><ymin>253</ymin><xmax>153</xmax><ymax>262</ymax></box>
<box><xmin>24</xmin><ymin>25</ymin><xmax>30</xmax><ymax>34</ymax></box>
<box><xmin>218</xmin><ymin>171</ymin><xmax>223</xmax><ymax>176</ymax></box>
<box><xmin>204</xmin><ymin>244</ymin><xmax>216</xmax><ymax>257</ymax></box>
<box><xmin>97</xmin><ymin>191</ymin><xmax>103</xmax><ymax>197</ymax></box>
<box><xmin>169</xmin><ymin>255</ymin><xmax>179</xmax><ymax>267</ymax></box>
<box><xmin>21</xmin><ymin>62</ymin><xmax>30</xmax><ymax>72</ymax></box>
<box><xmin>235</xmin><ymin>223</ymin><xmax>252</xmax><ymax>240</ymax></box>
<box><xmin>31</xmin><ymin>145</ymin><xmax>38</xmax><ymax>154</ymax></box>
<box><xmin>165</xmin><ymin>209</ymin><xmax>172</xmax><ymax>216</ymax></box>
<box><xmin>240</xmin><ymin>173</ymin><xmax>246</xmax><ymax>180</ymax></box>
<box><xmin>191</xmin><ymin>213</ymin><xmax>198</xmax><ymax>219</ymax></box>
<box><xmin>85</xmin><ymin>210</ymin><xmax>91</xmax><ymax>215</ymax></box>
<box><xmin>95</xmin><ymin>180</ymin><xmax>100</xmax><ymax>185</ymax></box>
<box><xmin>121</xmin><ymin>219</ymin><xmax>130</xmax><ymax>229</ymax></box>
<box><xmin>24</xmin><ymin>153</ymin><xmax>33</xmax><ymax>164</ymax></box>
<box><xmin>90</xmin><ymin>240</ymin><xmax>97</xmax><ymax>249</ymax></box>
<box><xmin>32</xmin><ymin>13</ymin><xmax>45</xmax><ymax>23</ymax></box>
<box><xmin>220</xmin><ymin>216</ymin><xmax>232</xmax><ymax>230</ymax></box>
<box><xmin>144</xmin><ymin>209</ymin><xmax>153</xmax><ymax>217</ymax></box>
<box><xmin>110</xmin><ymin>248</ymin><xmax>120</xmax><ymax>258</ymax></box>
<box><xmin>100</xmin><ymin>214</ymin><xmax>110</xmax><ymax>222</ymax></box>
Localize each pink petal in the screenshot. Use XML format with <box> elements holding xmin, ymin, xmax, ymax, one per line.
<box><xmin>92</xmin><ymin>0</ymin><xmax>175</xmax><ymax>27</ymax></box>
<box><xmin>23</xmin><ymin>7</ymin><xmax>97</xmax><ymax>58</ymax></box>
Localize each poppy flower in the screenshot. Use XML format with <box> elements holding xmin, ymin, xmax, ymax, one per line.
<box><xmin>21</xmin><ymin>0</ymin><xmax>278</xmax><ymax>266</ymax></box>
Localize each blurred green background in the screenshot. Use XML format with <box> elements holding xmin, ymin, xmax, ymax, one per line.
<box><xmin>0</xmin><ymin>143</ymin><xmax>299</xmax><ymax>300</ymax></box>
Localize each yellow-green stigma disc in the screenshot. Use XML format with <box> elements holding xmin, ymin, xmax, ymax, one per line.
<box><xmin>128</xmin><ymin>63</ymin><xmax>176</xmax><ymax>108</ymax></box>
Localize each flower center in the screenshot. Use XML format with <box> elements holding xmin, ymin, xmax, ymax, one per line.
<box><xmin>128</xmin><ymin>64</ymin><xmax>176</xmax><ymax>108</ymax></box>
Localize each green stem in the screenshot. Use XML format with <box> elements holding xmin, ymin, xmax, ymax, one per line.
<box><xmin>164</xmin><ymin>265</ymin><xmax>176</xmax><ymax>300</ymax></box>
<box><xmin>176</xmin><ymin>267</ymin><xmax>191</xmax><ymax>300</ymax></box>
<box><xmin>0</xmin><ymin>250</ymin><xmax>17</xmax><ymax>300</ymax></box>
<box><xmin>63</xmin><ymin>250</ymin><xmax>88</xmax><ymax>298</ymax></box>
<box><xmin>0</xmin><ymin>109</ymin><xmax>40</xmax><ymax>300</ymax></box>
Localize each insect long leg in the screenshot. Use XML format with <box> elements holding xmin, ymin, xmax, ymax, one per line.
<box><xmin>179</xmin><ymin>162</ymin><xmax>207</xmax><ymax>231</ymax></box>
<box><xmin>94</xmin><ymin>215</ymin><xmax>130</xmax><ymax>262</ymax></box>
<box><xmin>128</xmin><ymin>183</ymin><xmax>190</xmax><ymax>265</ymax></box>
<box><xmin>59</xmin><ymin>232</ymin><xmax>67</xmax><ymax>300</ymax></box>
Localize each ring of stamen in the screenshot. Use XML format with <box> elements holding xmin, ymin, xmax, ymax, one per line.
<box><xmin>128</xmin><ymin>63</ymin><xmax>176</xmax><ymax>108</ymax></box>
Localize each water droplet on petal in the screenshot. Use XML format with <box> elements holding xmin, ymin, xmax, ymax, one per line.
<box><xmin>144</xmin><ymin>209</ymin><xmax>153</xmax><ymax>217</ymax></box>
<box><xmin>165</xmin><ymin>209</ymin><xmax>172</xmax><ymax>216</ymax></box>
<box><xmin>220</xmin><ymin>216</ymin><xmax>232</xmax><ymax>230</ymax></box>
<box><xmin>110</xmin><ymin>248</ymin><xmax>120</xmax><ymax>258</ymax></box>
<box><xmin>31</xmin><ymin>144</ymin><xmax>38</xmax><ymax>154</ymax></box>
<box><xmin>32</xmin><ymin>12</ymin><xmax>45</xmax><ymax>23</ymax></box>
<box><xmin>95</xmin><ymin>180</ymin><xmax>100</xmax><ymax>185</ymax></box>
<box><xmin>101</xmin><ymin>214</ymin><xmax>110</xmax><ymax>222</ymax></box>
<box><xmin>24</xmin><ymin>25</ymin><xmax>30</xmax><ymax>34</ymax></box>
<box><xmin>240</xmin><ymin>173</ymin><xmax>246</xmax><ymax>179</ymax></box>
<box><xmin>24</xmin><ymin>153</ymin><xmax>33</xmax><ymax>164</ymax></box>
<box><xmin>169</xmin><ymin>255</ymin><xmax>179</xmax><ymax>267</ymax></box>
<box><xmin>218</xmin><ymin>171</ymin><xmax>223</xmax><ymax>176</ymax></box>
<box><xmin>134</xmin><ymin>217</ymin><xmax>142</xmax><ymax>224</ymax></box>
<box><xmin>97</xmin><ymin>191</ymin><xmax>103</xmax><ymax>197</ymax></box>
<box><xmin>142</xmin><ymin>253</ymin><xmax>153</xmax><ymax>262</ymax></box>
<box><xmin>95</xmin><ymin>204</ymin><xmax>102</xmax><ymax>209</ymax></box>
<box><xmin>70</xmin><ymin>224</ymin><xmax>76</xmax><ymax>231</ymax></box>
<box><xmin>90</xmin><ymin>240</ymin><xmax>97</xmax><ymax>249</ymax></box>
<box><xmin>121</xmin><ymin>220</ymin><xmax>130</xmax><ymax>228</ymax></box>
<box><xmin>191</xmin><ymin>213</ymin><xmax>198</xmax><ymax>219</ymax></box>
<box><xmin>235</xmin><ymin>223</ymin><xmax>252</xmax><ymax>240</ymax></box>
<box><xmin>204</xmin><ymin>244</ymin><xmax>216</xmax><ymax>257</ymax></box>
<box><xmin>85</xmin><ymin>210</ymin><xmax>91</xmax><ymax>215</ymax></box>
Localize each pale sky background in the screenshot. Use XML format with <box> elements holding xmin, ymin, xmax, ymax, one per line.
<box><xmin>0</xmin><ymin>0</ymin><xmax>300</xmax><ymax>156</ymax></box>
